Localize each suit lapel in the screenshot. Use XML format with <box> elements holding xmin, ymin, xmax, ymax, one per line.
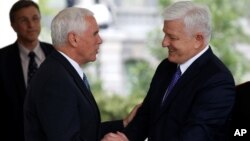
<box><xmin>51</xmin><ymin>51</ymin><xmax>100</xmax><ymax>119</ymax></box>
<box><xmin>153</xmin><ymin>62</ymin><xmax>177</xmax><ymax>115</ymax></box>
<box><xmin>159</xmin><ymin>66</ymin><xmax>200</xmax><ymax>113</ymax></box>
<box><xmin>8</xmin><ymin>42</ymin><xmax>27</xmax><ymax>103</ymax></box>
<box><xmin>155</xmin><ymin>48</ymin><xmax>213</xmax><ymax>122</ymax></box>
<box><xmin>2</xmin><ymin>42</ymin><xmax>53</xmax><ymax>107</ymax></box>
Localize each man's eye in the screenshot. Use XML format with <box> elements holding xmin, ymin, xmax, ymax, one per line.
<box><xmin>33</xmin><ymin>16</ymin><xmax>40</xmax><ymax>21</ymax></box>
<box><xmin>19</xmin><ymin>19</ymin><xmax>28</xmax><ymax>24</ymax></box>
<box><xmin>170</xmin><ymin>37</ymin><xmax>177</xmax><ymax>40</ymax></box>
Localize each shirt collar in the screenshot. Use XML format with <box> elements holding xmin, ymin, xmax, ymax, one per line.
<box><xmin>18</xmin><ymin>42</ymin><xmax>43</xmax><ymax>61</ymax></box>
<box><xmin>179</xmin><ymin>45</ymin><xmax>209</xmax><ymax>74</ymax></box>
<box><xmin>58</xmin><ymin>51</ymin><xmax>84</xmax><ymax>79</ymax></box>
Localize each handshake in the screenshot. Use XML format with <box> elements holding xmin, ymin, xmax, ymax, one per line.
<box><xmin>102</xmin><ymin>103</ymin><xmax>142</xmax><ymax>141</ymax></box>
<box><xmin>101</xmin><ymin>131</ymin><xmax>129</xmax><ymax>141</ymax></box>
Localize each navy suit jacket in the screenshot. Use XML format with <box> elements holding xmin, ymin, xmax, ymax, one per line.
<box><xmin>23</xmin><ymin>51</ymin><xmax>123</xmax><ymax>141</ymax></box>
<box><xmin>0</xmin><ymin>41</ymin><xmax>54</xmax><ymax>141</ymax></box>
<box><xmin>123</xmin><ymin>47</ymin><xmax>236</xmax><ymax>141</ymax></box>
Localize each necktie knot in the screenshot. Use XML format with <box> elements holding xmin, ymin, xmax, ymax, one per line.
<box><xmin>28</xmin><ymin>51</ymin><xmax>36</xmax><ymax>59</ymax></box>
<box><xmin>174</xmin><ymin>67</ymin><xmax>182</xmax><ymax>80</ymax></box>
<box><xmin>28</xmin><ymin>51</ymin><xmax>38</xmax><ymax>85</ymax></box>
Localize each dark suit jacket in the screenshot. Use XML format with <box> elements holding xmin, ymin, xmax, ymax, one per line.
<box><xmin>23</xmin><ymin>51</ymin><xmax>123</xmax><ymax>141</ymax></box>
<box><xmin>123</xmin><ymin>47</ymin><xmax>236</xmax><ymax>141</ymax></box>
<box><xmin>0</xmin><ymin>41</ymin><xmax>54</xmax><ymax>141</ymax></box>
<box><xmin>229</xmin><ymin>81</ymin><xmax>250</xmax><ymax>141</ymax></box>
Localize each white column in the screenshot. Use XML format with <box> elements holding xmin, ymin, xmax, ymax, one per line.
<box><xmin>99</xmin><ymin>29</ymin><xmax>125</xmax><ymax>95</ymax></box>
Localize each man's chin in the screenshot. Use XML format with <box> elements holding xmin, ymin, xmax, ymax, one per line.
<box><xmin>168</xmin><ymin>57</ymin><xmax>179</xmax><ymax>64</ymax></box>
<box><xmin>26</xmin><ymin>36</ymin><xmax>39</xmax><ymax>42</ymax></box>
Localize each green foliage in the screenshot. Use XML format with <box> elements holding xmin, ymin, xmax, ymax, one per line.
<box><xmin>92</xmin><ymin>80</ymin><xmax>143</xmax><ymax>121</ymax></box>
<box><xmin>147</xmin><ymin>27</ymin><xmax>166</xmax><ymax>60</ymax></box>
<box><xmin>94</xmin><ymin>92</ymin><xmax>129</xmax><ymax>121</ymax></box>
<box><xmin>38</xmin><ymin>0</ymin><xmax>64</xmax><ymax>42</ymax></box>
<box><xmin>93</xmin><ymin>59</ymin><xmax>152</xmax><ymax>121</ymax></box>
<box><xmin>38</xmin><ymin>0</ymin><xmax>60</xmax><ymax>15</ymax></box>
<box><xmin>159</xmin><ymin>0</ymin><xmax>171</xmax><ymax>8</ymax></box>
<box><xmin>124</xmin><ymin>59</ymin><xmax>154</xmax><ymax>97</ymax></box>
<box><xmin>195</xmin><ymin>0</ymin><xmax>250</xmax><ymax>83</ymax></box>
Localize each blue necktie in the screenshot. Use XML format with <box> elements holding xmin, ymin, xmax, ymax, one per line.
<box><xmin>161</xmin><ymin>66</ymin><xmax>182</xmax><ymax>105</ymax></box>
<box><xmin>83</xmin><ymin>73</ymin><xmax>90</xmax><ymax>90</ymax></box>
<box><xmin>28</xmin><ymin>51</ymin><xmax>38</xmax><ymax>85</ymax></box>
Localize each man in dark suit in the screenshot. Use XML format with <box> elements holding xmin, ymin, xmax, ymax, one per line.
<box><xmin>102</xmin><ymin>1</ymin><xmax>235</xmax><ymax>141</ymax></box>
<box><xmin>0</xmin><ymin>1</ymin><xmax>54</xmax><ymax>141</ymax></box>
<box><xmin>23</xmin><ymin>7</ymin><xmax>138</xmax><ymax>141</ymax></box>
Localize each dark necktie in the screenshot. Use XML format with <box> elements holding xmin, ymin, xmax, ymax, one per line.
<box><xmin>161</xmin><ymin>66</ymin><xmax>182</xmax><ymax>105</ymax></box>
<box><xmin>83</xmin><ymin>73</ymin><xmax>90</xmax><ymax>90</ymax></box>
<box><xmin>28</xmin><ymin>51</ymin><xmax>38</xmax><ymax>84</ymax></box>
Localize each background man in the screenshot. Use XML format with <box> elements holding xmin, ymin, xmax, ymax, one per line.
<box><xmin>0</xmin><ymin>1</ymin><xmax>54</xmax><ymax>141</ymax></box>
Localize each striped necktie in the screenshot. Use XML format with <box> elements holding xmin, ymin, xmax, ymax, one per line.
<box><xmin>28</xmin><ymin>51</ymin><xmax>38</xmax><ymax>85</ymax></box>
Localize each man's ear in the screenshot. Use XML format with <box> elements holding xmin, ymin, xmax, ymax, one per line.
<box><xmin>194</xmin><ymin>32</ymin><xmax>204</xmax><ymax>49</ymax></box>
<box><xmin>195</xmin><ymin>32</ymin><xmax>204</xmax><ymax>41</ymax></box>
<box><xmin>68</xmin><ymin>32</ymin><xmax>77</xmax><ymax>47</ymax></box>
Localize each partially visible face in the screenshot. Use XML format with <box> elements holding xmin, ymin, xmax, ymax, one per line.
<box><xmin>162</xmin><ymin>19</ymin><xmax>200</xmax><ymax>64</ymax></box>
<box><xmin>76</xmin><ymin>16</ymin><xmax>102</xmax><ymax>64</ymax></box>
<box><xmin>11</xmin><ymin>6</ymin><xmax>41</xmax><ymax>43</ymax></box>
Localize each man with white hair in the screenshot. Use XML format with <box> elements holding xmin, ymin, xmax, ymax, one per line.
<box><xmin>102</xmin><ymin>1</ymin><xmax>235</xmax><ymax>141</ymax></box>
<box><xmin>24</xmin><ymin>7</ymin><xmax>138</xmax><ymax>141</ymax></box>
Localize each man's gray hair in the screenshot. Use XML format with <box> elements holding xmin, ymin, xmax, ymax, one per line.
<box><xmin>51</xmin><ymin>7</ymin><xmax>94</xmax><ymax>46</ymax></box>
<box><xmin>163</xmin><ymin>1</ymin><xmax>212</xmax><ymax>45</ymax></box>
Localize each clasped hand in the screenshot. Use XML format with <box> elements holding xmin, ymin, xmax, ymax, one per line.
<box><xmin>101</xmin><ymin>131</ymin><xmax>128</xmax><ymax>141</ymax></box>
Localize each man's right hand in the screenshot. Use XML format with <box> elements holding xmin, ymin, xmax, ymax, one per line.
<box><xmin>123</xmin><ymin>103</ymin><xmax>142</xmax><ymax>127</ymax></box>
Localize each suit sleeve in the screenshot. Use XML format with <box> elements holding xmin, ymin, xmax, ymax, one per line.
<box><xmin>99</xmin><ymin>120</ymin><xmax>124</xmax><ymax>139</ymax></box>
